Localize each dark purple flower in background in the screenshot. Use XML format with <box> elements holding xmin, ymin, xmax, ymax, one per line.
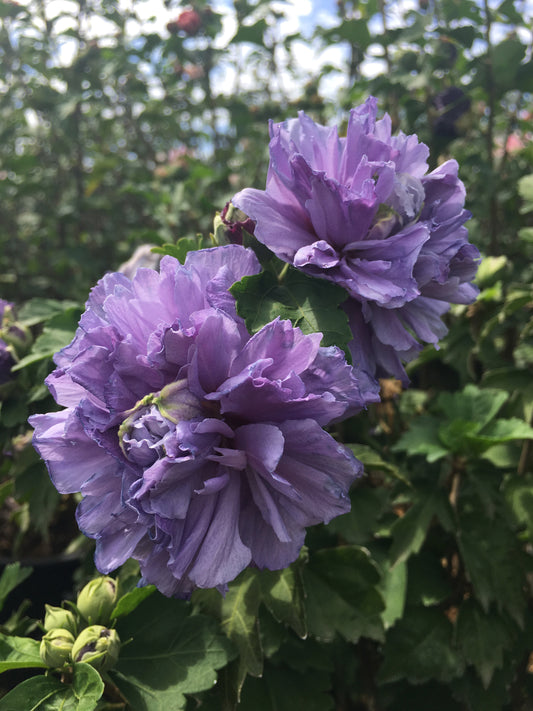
<box><xmin>233</xmin><ymin>97</ymin><xmax>480</xmax><ymax>384</ymax></box>
<box><xmin>432</xmin><ymin>87</ymin><xmax>470</xmax><ymax>139</ymax></box>
<box><xmin>30</xmin><ymin>245</ymin><xmax>372</xmax><ymax>597</ymax></box>
<box><xmin>0</xmin><ymin>299</ymin><xmax>15</xmax><ymax>385</ymax></box>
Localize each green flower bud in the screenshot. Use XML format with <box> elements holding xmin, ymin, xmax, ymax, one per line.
<box><xmin>71</xmin><ymin>625</ymin><xmax>121</xmax><ymax>672</ymax></box>
<box><xmin>43</xmin><ymin>604</ymin><xmax>78</xmax><ymax>636</ymax></box>
<box><xmin>76</xmin><ymin>576</ymin><xmax>118</xmax><ymax>625</ymax></box>
<box><xmin>39</xmin><ymin>628</ymin><xmax>75</xmax><ymax>668</ymax></box>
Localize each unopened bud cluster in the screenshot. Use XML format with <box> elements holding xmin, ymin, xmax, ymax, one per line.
<box><xmin>39</xmin><ymin>575</ymin><xmax>120</xmax><ymax>672</ymax></box>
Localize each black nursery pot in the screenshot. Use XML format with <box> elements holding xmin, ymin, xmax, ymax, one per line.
<box><xmin>0</xmin><ymin>552</ymin><xmax>82</xmax><ymax>621</ymax></box>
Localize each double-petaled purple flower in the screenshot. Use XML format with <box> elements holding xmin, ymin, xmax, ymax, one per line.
<box><xmin>30</xmin><ymin>245</ymin><xmax>374</xmax><ymax>597</ymax></box>
<box><xmin>233</xmin><ymin>97</ymin><xmax>480</xmax><ymax>384</ymax></box>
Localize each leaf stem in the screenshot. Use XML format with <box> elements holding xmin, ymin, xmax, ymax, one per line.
<box><xmin>277</xmin><ymin>262</ymin><xmax>290</xmax><ymax>283</ymax></box>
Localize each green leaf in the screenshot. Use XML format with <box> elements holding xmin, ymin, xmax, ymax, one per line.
<box><xmin>151</xmin><ymin>235</ymin><xmax>212</xmax><ymax>263</ymax></box>
<box><xmin>0</xmin><ymin>675</ymin><xmax>73</xmax><ymax>711</ymax></box>
<box><xmin>379</xmin><ymin>606</ymin><xmax>464</xmax><ymax>684</ymax></box>
<box><xmin>110</xmin><ymin>585</ymin><xmax>156</xmax><ymax>621</ymax></box>
<box><xmin>217</xmin><ymin>569</ymin><xmax>263</xmax><ymax>684</ymax></box>
<box><xmin>0</xmin><ymin>634</ymin><xmax>46</xmax><ymax>673</ymax></box>
<box><xmin>438</xmin><ymin>419</ymin><xmax>483</xmax><ymax>454</ymax></box>
<box><xmin>406</xmin><ymin>552</ymin><xmax>452</xmax><ymax>608</ymax></box>
<box><xmin>319</xmin><ymin>18</ymin><xmax>371</xmax><ymax>48</ymax></box>
<box><xmin>110</xmin><ymin>593</ymin><xmax>235</xmax><ymax>711</ymax></box>
<box><xmin>239</xmin><ymin>661</ymin><xmax>334</xmax><ymax>711</ymax></box>
<box><xmin>17</xmin><ymin>298</ymin><xmax>81</xmax><ymax>328</ymax></box>
<box><xmin>491</xmin><ymin>37</ymin><xmax>526</xmax><ymax>89</ymax></box>
<box><xmin>230</xmin><ymin>268</ymin><xmax>352</xmax><ymax>353</ymax></box>
<box><xmin>14</xmin><ymin>463</ymin><xmax>61</xmax><ymax>538</ymax></box>
<box><xmin>376</xmin><ymin>556</ymin><xmax>407</xmax><ymax>630</ymax></box>
<box><xmin>451</xmin><ymin>667</ymin><xmax>513</xmax><ymax>711</ymax></box>
<box><xmin>71</xmin><ymin>663</ymin><xmax>104</xmax><ymax>711</ymax></box>
<box><xmin>0</xmin><ymin>563</ymin><xmax>32</xmax><ymax>614</ymax></box>
<box><xmin>347</xmin><ymin>444</ymin><xmax>411</xmax><ymax>485</ymax></box>
<box><xmin>393</xmin><ymin>416</ymin><xmax>449</xmax><ymax>462</ymax></box>
<box><xmin>474</xmin><ymin>418</ymin><xmax>533</xmax><ymax>447</ymax></box>
<box><xmin>0</xmin><ymin>666</ymin><xmax>102</xmax><ymax>710</ymax></box>
<box><xmin>518</xmin><ymin>174</ymin><xmax>533</xmax><ymax>212</ymax></box>
<box><xmin>456</xmin><ymin>600</ymin><xmax>513</xmax><ymax>688</ymax></box>
<box><xmin>504</xmin><ymin>474</ymin><xmax>533</xmax><ymax>540</ymax></box>
<box><xmin>457</xmin><ymin>510</ymin><xmax>526</xmax><ymax>623</ymax></box>
<box><xmin>328</xmin><ymin>484</ymin><xmax>390</xmax><ymax>545</ymax></box>
<box><xmin>389</xmin><ymin>489</ymin><xmax>454</xmax><ymax>566</ymax></box>
<box><xmin>259</xmin><ymin>557</ymin><xmax>307</xmax><ymax>639</ymax></box>
<box><xmin>437</xmin><ymin>385</ymin><xmax>508</xmax><ymax>430</ymax></box>
<box><xmin>305</xmin><ymin>546</ymin><xmax>384</xmax><ymax>644</ymax></box>
<box><xmin>231</xmin><ymin>19</ymin><xmax>268</xmax><ymax>46</ymax></box>
<box><xmin>475</xmin><ymin>256</ymin><xmax>508</xmax><ymax>288</ymax></box>
<box><xmin>12</xmin><ymin>309</ymin><xmax>81</xmax><ymax>371</ymax></box>
<box><xmin>191</xmin><ymin>568</ymin><xmax>264</xmax><ymax>704</ymax></box>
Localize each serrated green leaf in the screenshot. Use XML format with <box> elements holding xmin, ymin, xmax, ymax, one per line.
<box><xmin>375</xmin><ymin>555</ymin><xmax>407</xmax><ymax>629</ymax></box>
<box><xmin>217</xmin><ymin>568</ymin><xmax>263</xmax><ymax>685</ymax></box>
<box><xmin>0</xmin><ymin>563</ymin><xmax>32</xmax><ymax>614</ymax></box>
<box><xmin>392</xmin><ymin>416</ymin><xmax>449</xmax><ymax>462</ymax></box>
<box><xmin>110</xmin><ymin>593</ymin><xmax>235</xmax><ymax>711</ymax></box>
<box><xmin>456</xmin><ymin>600</ymin><xmax>513</xmax><ymax>688</ymax></box>
<box><xmin>457</xmin><ymin>510</ymin><xmax>526</xmax><ymax>623</ymax></box>
<box><xmin>191</xmin><ymin>569</ymin><xmax>263</xmax><ymax>705</ymax></box>
<box><xmin>259</xmin><ymin>558</ymin><xmax>307</xmax><ymax>639</ymax></box>
<box><xmin>230</xmin><ymin>268</ymin><xmax>352</xmax><ymax>353</ymax></box>
<box><xmin>379</xmin><ymin>607</ymin><xmax>464</xmax><ymax>684</ymax></box>
<box><xmin>0</xmin><ymin>634</ymin><xmax>46</xmax><ymax>673</ymax></box>
<box><xmin>305</xmin><ymin>546</ymin><xmax>384</xmax><ymax>643</ymax></box>
<box><xmin>437</xmin><ymin>385</ymin><xmax>508</xmax><ymax>430</ymax></box>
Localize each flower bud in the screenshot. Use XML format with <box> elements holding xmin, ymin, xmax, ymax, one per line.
<box><xmin>71</xmin><ymin>625</ymin><xmax>121</xmax><ymax>671</ymax></box>
<box><xmin>39</xmin><ymin>628</ymin><xmax>75</xmax><ymax>668</ymax></box>
<box><xmin>44</xmin><ymin>604</ymin><xmax>78</xmax><ymax>636</ymax></box>
<box><xmin>76</xmin><ymin>576</ymin><xmax>118</xmax><ymax>625</ymax></box>
<box><xmin>214</xmin><ymin>202</ymin><xmax>256</xmax><ymax>246</ymax></box>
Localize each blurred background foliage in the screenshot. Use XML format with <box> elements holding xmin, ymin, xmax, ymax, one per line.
<box><xmin>1</xmin><ymin>0</ymin><xmax>533</xmax><ymax>709</ymax></box>
<box><xmin>1</xmin><ymin>0</ymin><xmax>531</xmax><ymax>302</ymax></box>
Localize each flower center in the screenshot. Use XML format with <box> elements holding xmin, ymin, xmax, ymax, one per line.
<box><xmin>118</xmin><ymin>379</ymin><xmax>205</xmax><ymax>466</ymax></box>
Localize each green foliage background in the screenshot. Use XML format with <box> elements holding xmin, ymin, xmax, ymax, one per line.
<box><xmin>0</xmin><ymin>0</ymin><xmax>533</xmax><ymax>709</ymax></box>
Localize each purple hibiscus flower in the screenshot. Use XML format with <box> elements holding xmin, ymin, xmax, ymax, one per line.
<box><xmin>233</xmin><ymin>97</ymin><xmax>480</xmax><ymax>384</ymax></box>
<box><xmin>30</xmin><ymin>245</ymin><xmax>373</xmax><ymax>597</ymax></box>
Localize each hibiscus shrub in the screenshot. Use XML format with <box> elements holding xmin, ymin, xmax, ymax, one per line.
<box><xmin>1</xmin><ymin>1</ymin><xmax>533</xmax><ymax>710</ymax></box>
